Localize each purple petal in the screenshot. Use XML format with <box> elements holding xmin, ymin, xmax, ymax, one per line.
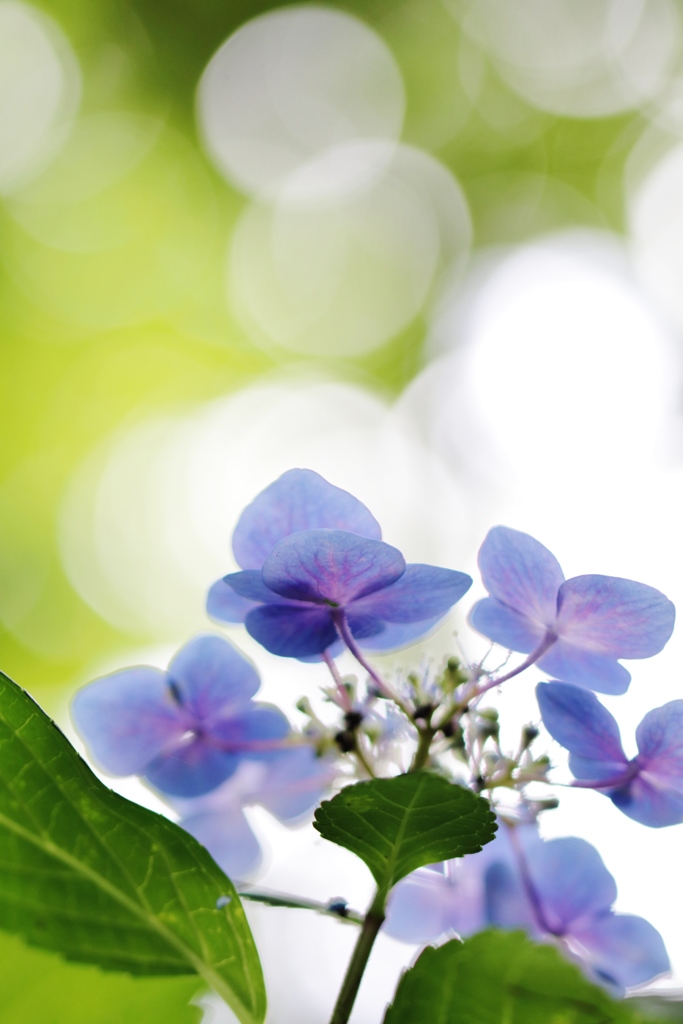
<box><xmin>357</xmin><ymin>615</ymin><xmax>445</xmax><ymax>652</ymax></box>
<box><xmin>536</xmin><ymin>682</ymin><xmax>627</xmax><ymax>782</ymax></box>
<box><xmin>351</xmin><ymin>564</ymin><xmax>472</xmax><ymax>623</ymax></box>
<box><xmin>256</xmin><ymin>747</ymin><xmax>334</xmax><ymax>821</ymax></box>
<box><xmin>477</xmin><ymin>526</ymin><xmax>564</xmax><ymax>625</ymax></box>
<box><xmin>221</xmin><ymin>570</ymin><xmax>302</xmax><ymax>605</ymax></box>
<box><xmin>609</xmin><ymin>701</ymin><xmax>683</xmax><ymax>827</ymax></box>
<box><xmin>537</xmin><ymin>641</ymin><xmax>631</xmax><ymax>695</ymax></box>
<box><xmin>556</xmin><ymin>575</ymin><xmax>675</xmax><ymax>659</ymax></box>
<box><xmin>528</xmin><ymin>837</ymin><xmax>616</xmax><ymax>933</ymax></box>
<box><xmin>385</xmin><ymin>859</ymin><xmax>488</xmax><ymax>944</ymax></box>
<box><xmin>469</xmin><ymin>597</ymin><xmax>546</xmax><ymax>653</ymax></box>
<box><xmin>484</xmin><ymin>860</ymin><xmax>539</xmax><ymax>935</ymax></box>
<box><xmin>571</xmin><ymin>912</ymin><xmax>670</xmax><ymax>992</ymax></box>
<box><xmin>245</xmin><ymin>604</ymin><xmax>338</xmax><ymax>657</ymax></box>
<box><xmin>261</xmin><ymin>530</ymin><xmax>405</xmax><ymax>604</ymax></box>
<box><xmin>168</xmin><ymin>635</ymin><xmax>261</xmax><ymax>722</ymax></box>
<box><xmin>206</xmin><ymin>578</ymin><xmax>258</xmax><ymax>624</ymax></box>
<box><xmin>71</xmin><ymin>668</ymin><xmax>184</xmax><ymax>776</ymax></box>
<box><xmin>180</xmin><ymin>804</ymin><xmax>263</xmax><ymax>880</ymax></box>
<box><xmin>211</xmin><ymin>703</ymin><xmax>291</xmax><ymax>760</ymax></box>
<box><xmin>232</xmin><ymin>468</ymin><xmax>382</xmax><ymax>570</ymax></box>
<box><xmin>145</xmin><ymin>738</ymin><xmax>240</xmax><ymax>797</ymax></box>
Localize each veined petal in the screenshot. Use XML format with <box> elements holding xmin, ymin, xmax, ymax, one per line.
<box><xmin>168</xmin><ymin>635</ymin><xmax>261</xmax><ymax>721</ymax></box>
<box><xmin>206</xmin><ymin>577</ymin><xmax>258</xmax><ymax>624</ymax></box>
<box><xmin>477</xmin><ymin>526</ymin><xmax>564</xmax><ymax>625</ymax></box>
<box><xmin>536</xmin><ymin>682</ymin><xmax>627</xmax><ymax>782</ymax></box>
<box><xmin>351</xmin><ymin>564</ymin><xmax>472</xmax><ymax>623</ymax></box>
<box><xmin>261</xmin><ymin>529</ymin><xmax>405</xmax><ymax>604</ymax></box>
<box><xmin>256</xmin><ymin>747</ymin><xmax>335</xmax><ymax>821</ymax></box>
<box><xmin>570</xmin><ymin>912</ymin><xmax>670</xmax><ymax>993</ymax></box>
<box><xmin>179</xmin><ymin>804</ymin><xmax>262</xmax><ymax>880</ymax></box>
<box><xmin>245</xmin><ymin>603</ymin><xmax>338</xmax><ymax>657</ymax></box>
<box><xmin>145</xmin><ymin>738</ymin><xmax>239</xmax><ymax>797</ymax></box>
<box><xmin>221</xmin><ymin>570</ymin><xmax>302</xmax><ymax>605</ymax></box>
<box><xmin>556</xmin><ymin>576</ymin><xmax>675</xmax><ymax>659</ymax></box>
<box><xmin>469</xmin><ymin>597</ymin><xmax>546</xmax><ymax>653</ymax></box>
<box><xmin>232</xmin><ymin>468</ymin><xmax>381</xmax><ymax>570</ymax></box>
<box><xmin>71</xmin><ymin>668</ymin><xmax>184</xmax><ymax>776</ymax></box>
<box><xmin>537</xmin><ymin>641</ymin><xmax>631</xmax><ymax>695</ymax></box>
<box><xmin>636</xmin><ymin>700</ymin><xmax>683</xmax><ymax>771</ymax></box>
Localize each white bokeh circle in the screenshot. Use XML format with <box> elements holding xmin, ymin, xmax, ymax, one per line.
<box><xmin>457</xmin><ymin>0</ymin><xmax>680</xmax><ymax>118</ymax></box>
<box><xmin>196</xmin><ymin>5</ymin><xmax>405</xmax><ymax>199</ymax></box>
<box><xmin>229</xmin><ymin>144</ymin><xmax>472</xmax><ymax>358</ymax></box>
<box><xmin>0</xmin><ymin>0</ymin><xmax>80</xmax><ymax>194</ymax></box>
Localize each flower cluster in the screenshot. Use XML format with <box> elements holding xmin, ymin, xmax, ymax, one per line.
<box><xmin>72</xmin><ymin>469</ymin><xmax>680</xmax><ymax>993</ymax></box>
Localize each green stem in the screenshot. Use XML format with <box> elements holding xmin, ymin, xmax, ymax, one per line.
<box><xmin>328</xmin><ymin>890</ymin><xmax>386</xmax><ymax>1024</ymax></box>
<box><xmin>410</xmin><ymin>726</ymin><xmax>436</xmax><ymax>771</ymax></box>
<box><xmin>239</xmin><ymin>888</ymin><xmax>363</xmax><ymax>925</ymax></box>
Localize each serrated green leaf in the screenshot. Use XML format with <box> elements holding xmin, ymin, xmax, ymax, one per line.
<box><xmin>383</xmin><ymin>930</ymin><xmax>643</xmax><ymax>1024</ymax></box>
<box><xmin>0</xmin><ymin>672</ymin><xmax>265</xmax><ymax>1024</ymax></box>
<box><xmin>0</xmin><ymin>931</ymin><xmax>205</xmax><ymax>1024</ymax></box>
<box><xmin>313</xmin><ymin>773</ymin><xmax>496</xmax><ymax>898</ymax></box>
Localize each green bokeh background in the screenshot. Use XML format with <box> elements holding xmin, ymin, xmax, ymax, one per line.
<box><xmin>0</xmin><ymin>2</ymin><xmax>672</xmax><ymax>1017</ymax></box>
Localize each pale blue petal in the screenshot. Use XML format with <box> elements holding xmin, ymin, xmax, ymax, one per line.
<box><xmin>469</xmin><ymin>597</ymin><xmax>546</xmax><ymax>653</ymax></box>
<box><xmin>610</xmin><ymin>774</ymin><xmax>683</xmax><ymax>828</ymax></box>
<box><xmin>384</xmin><ymin>869</ymin><xmax>454</xmax><ymax>943</ymax></box>
<box><xmin>256</xmin><ymin>747</ymin><xmax>334</xmax><ymax>821</ymax></box>
<box><xmin>536</xmin><ymin>682</ymin><xmax>627</xmax><ymax>781</ymax></box>
<box><xmin>220</xmin><ymin>570</ymin><xmax>301</xmax><ymax>605</ymax></box>
<box><xmin>180</xmin><ymin>804</ymin><xmax>262</xmax><ymax>880</ymax></box>
<box><xmin>529</xmin><ymin>838</ymin><xmax>616</xmax><ymax>932</ymax></box>
<box><xmin>168</xmin><ymin>635</ymin><xmax>261</xmax><ymax>721</ymax></box>
<box><xmin>351</xmin><ymin>564</ymin><xmax>471</xmax><ymax>623</ymax></box>
<box><xmin>71</xmin><ymin>668</ymin><xmax>183</xmax><ymax>776</ymax></box>
<box><xmin>232</xmin><ymin>469</ymin><xmax>381</xmax><ymax>570</ymax></box>
<box><xmin>145</xmin><ymin>739</ymin><xmax>239</xmax><ymax>797</ymax></box>
<box><xmin>206</xmin><ymin>578</ymin><xmax>258</xmax><ymax>624</ymax></box>
<box><xmin>261</xmin><ymin>529</ymin><xmax>405</xmax><ymax>604</ymax></box>
<box><xmin>211</xmin><ymin>703</ymin><xmax>291</xmax><ymax>760</ymax></box>
<box><xmin>477</xmin><ymin>526</ymin><xmax>564</xmax><ymax>625</ymax></box>
<box><xmin>245</xmin><ymin>604</ymin><xmax>338</xmax><ymax>657</ymax></box>
<box><xmin>537</xmin><ymin>641</ymin><xmax>631</xmax><ymax>695</ymax></box>
<box><xmin>556</xmin><ymin>576</ymin><xmax>675</xmax><ymax>658</ymax></box>
<box><xmin>571</xmin><ymin>912</ymin><xmax>670</xmax><ymax>993</ymax></box>
<box><xmin>358</xmin><ymin>616</ymin><xmax>444</xmax><ymax>652</ymax></box>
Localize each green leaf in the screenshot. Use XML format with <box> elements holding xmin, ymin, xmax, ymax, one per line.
<box><xmin>0</xmin><ymin>672</ymin><xmax>265</xmax><ymax>1024</ymax></box>
<box><xmin>383</xmin><ymin>930</ymin><xmax>642</xmax><ymax>1024</ymax></box>
<box><xmin>313</xmin><ymin>773</ymin><xmax>496</xmax><ymax>898</ymax></box>
<box><xmin>0</xmin><ymin>931</ymin><xmax>205</xmax><ymax>1024</ymax></box>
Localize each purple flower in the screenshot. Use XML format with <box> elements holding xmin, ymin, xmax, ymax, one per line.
<box><xmin>208</xmin><ymin>469</ymin><xmax>472</xmax><ymax>659</ymax></box>
<box><xmin>486</xmin><ymin>828</ymin><xmax>669</xmax><ymax>993</ymax></box>
<box><xmin>470</xmin><ymin>526</ymin><xmax>675</xmax><ymax>694</ymax></box>
<box><xmin>537</xmin><ymin>681</ymin><xmax>683</xmax><ymax>827</ymax></box>
<box><xmin>171</xmin><ymin>747</ymin><xmax>336</xmax><ymax>880</ymax></box>
<box><xmin>71</xmin><ymin>635</ymin><xmax>291</xmax><ymax>798</ymax></box>
<box><xmin>386</xmin><ymin>823</ymin><xmax>669</xmax><ymax>993</ymax></box>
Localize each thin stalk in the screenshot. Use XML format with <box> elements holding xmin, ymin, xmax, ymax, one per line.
<box><xmin>323</xmin><ymin>649</ymin><xmax>354</xmax><ymax>712</ymax></box>
<box><xmin>332</xmin><ymin>610</ymin><xmax>414</xmax><ymax>719</ymax></box>
<box><xmin>239</xmin><ymin>888</ymin><xmax>363</xmax><ymax>926</ymax></box>
<box><xmin>352</xmin><ymin>739</ymin><xmax>377</xmax><ymax>779</ymax></box>
<box><xmin>472</xmin><ymin>634</ymin><xmax>557</xmax><ymax>699</ymax></box>
<box><xmin>328</xmin><ymin>890</ymin><xmax>386</xmax><ymax>1024</ymax></box>
<box><xmin>410</xmin><ymin>726</ymin><xmax>436</xmax><ymax>772</ymax></box>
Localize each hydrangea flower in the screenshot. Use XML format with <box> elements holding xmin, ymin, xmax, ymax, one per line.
<box><xmin>537</xmin><ymin>681</ymin><xmax>683</xmax><ymax>827</ymax></box>
<box><xmin>469</xmin><ymin>526</ymin><xmax>675</xmax><ymax>694</ymax></box>
<box><xmin>170</xmin><ymin>747</ymin><xmax>336</xmax><ymax>879</ymax></box>
<box><xmin>208</xmin><ymin>469</ymin><xmax>472</xmax><ymax>659</ymax></box>
<box><xmin>72</xmin><ymin>635</ymin><xmax>291</xmax><ymax>798</ymax></box>
<box><xmin>385</xmin><ymin>823</ymin><xmax>669</xmax><ymax>993</ymax></box>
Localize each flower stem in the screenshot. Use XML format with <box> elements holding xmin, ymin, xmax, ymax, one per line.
<box><xmin>410</xmin><ymin>726</ymin><xmax>436</xmax><ymax>771</ymax></box>
<box><xmin>328</xmin><ymin>890</ymin><xmax>386</xmax><ymax>1024</ymax></box>
<box><xmin>239</xmin><ymin>887</ymin><xmax>363</xmax><ymax>925</ymax></box>
<box><xmin>332</xmin><ymin>611</ymin><xmax>414</xmax><ymax>719</ymax></box>
<box><xmin>323</xmin><ymin>649</ymin><xmax>354</xmax><ymax>711</ymax></box>
<box><xmin>473</xmin><ymin>634</ymin><xmax>557</xmax><ymax>699</ymax></box>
